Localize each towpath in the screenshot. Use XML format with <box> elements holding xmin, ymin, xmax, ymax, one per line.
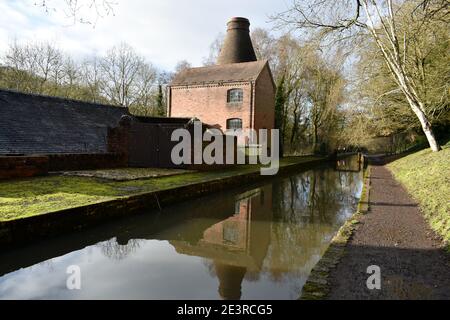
<box><xmin>327</xmin><ymin>166</ymin><xmax>450</xmax><ymax>299</ymax></box>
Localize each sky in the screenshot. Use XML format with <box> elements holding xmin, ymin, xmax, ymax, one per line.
<box><xmin>0</xmin><ymin>0</ymin><xmax>291</xmax><ymax>72</ymax></box>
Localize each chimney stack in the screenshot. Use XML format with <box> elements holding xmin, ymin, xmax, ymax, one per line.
<box><xmin>217</xmin><ymin>17</ymin><xmax>257</xmax><ymax>65</ymax></box>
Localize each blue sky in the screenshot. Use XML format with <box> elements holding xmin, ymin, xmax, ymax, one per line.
<box><xmin>0</xmin><ymin>0</ymin><xmax>291</xmax><ymax>71</ymax></box>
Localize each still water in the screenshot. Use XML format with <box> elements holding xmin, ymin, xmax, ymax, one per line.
<box><xmin>0</xmin><ymin>157</ymin><xmax>363</xmax><ymax>300</ymax></box>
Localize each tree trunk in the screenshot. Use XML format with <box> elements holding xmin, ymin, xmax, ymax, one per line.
<box><xmin>308</xmin><ymin>171</ymin><xmax>317</xmax><ymax>221</ymax></box>
<box><xmin>279</xmin><ymin>135</ymin><xmax>284</xmax><ymax>158</ymax></box>
<box><xmin>410</xmin><ymin>102</ymin><xmax>441</xmax><ymax>152</ymax></box>
<box><xmin>401</xmin><ymin>88</ymin><xmax>441</xmax><ymax>152</ymax></box>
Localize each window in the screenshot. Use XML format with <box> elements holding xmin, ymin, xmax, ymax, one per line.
<box><xmin>227</xmin><ymin>89</ymin><xmax>243</xmax><ymax>104</ymax></box>
<box><xmin>227</xmin><ymin>118</ymin><xmax>243</xmax><ymax>130</ymax></box>
<box><xmin>223</xmin><ymin>223</ymin><xmax>239</xmax><ymax>245</ymax></box>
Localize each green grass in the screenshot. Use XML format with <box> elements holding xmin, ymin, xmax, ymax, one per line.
<box><xmin>62</xmin><ymin>168</ymin><xmax>192</xmax><ymax>181</ymax></box>
<box><xmin>0</xmin><ymin>156</ymin><xmax>320</xmax><ymax>222</ymax></box>
<box><xmin>388</xmin><ymin>142</ymin><xmax>450</xmax><ymax>244</ymax></box>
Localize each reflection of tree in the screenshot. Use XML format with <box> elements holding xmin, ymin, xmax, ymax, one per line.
<box><xmin>202</xmin><ymin>259</ymin><xmax>216</xmax><ymax>277</ymax></box>
<box><xmin>98</xmin><ymin>238</ymin><xmax>143</xmax><ymax>260</ymax></box>
<box><xmin>308</xmin><ymin>171</ymin><xmax>317</xmax><ymax>222</ymax></box>
<box><xmin>36</xmin><ymin>259</ymin><xmax>56</xmax><ymax>272</ymax></box>
<box><xmin>266</xmin><ymin>160</ymin><xmax>363</xmax><ymax>281</ymax></box>
<box><xmin>243</xmin><ymin>271</ymin><xmax>261</xmax><ymax>282</ymax></box>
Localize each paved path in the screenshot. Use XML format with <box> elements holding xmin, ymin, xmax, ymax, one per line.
<box><xmin>327</xmin><ymin>166</ymin><xmax>450</xmax><ymax>299</ymax></box>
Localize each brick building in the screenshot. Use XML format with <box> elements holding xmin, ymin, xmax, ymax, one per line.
<box><xmin>167</xmin><ymin>17</ymin><xmax>276</xmax><ymax>139</ymax></box>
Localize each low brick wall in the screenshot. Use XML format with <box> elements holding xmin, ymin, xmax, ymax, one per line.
<box><xmin>48</xmin><ymin>153</ymin><xmax>127</xmax><ymax>172</ymax></box>
<box><xmin>0</xmin><ymin>153</ymin><xmax>127</xmax><ymax>180</ymax></box>
<box><xmin>0</xmin><ymin>156</ymin><xmax>49</xmax><ymax>180</ymax></box>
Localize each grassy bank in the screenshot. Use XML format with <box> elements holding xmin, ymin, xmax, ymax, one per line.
<box><xmin>0</xmin><ymin>156</ymin><xmax>321</xmax><ymax>222</ymax></box>
<box><xmin>388</xmin><ymin>142</ymin><xmax>450</xmax><ymax>244</ymax></box>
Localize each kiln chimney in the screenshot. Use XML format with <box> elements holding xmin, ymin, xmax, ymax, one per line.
<box><xmin>217</xmin><ymin>17</ymin><xmax>257</xmax><ymax>65</ymax></box>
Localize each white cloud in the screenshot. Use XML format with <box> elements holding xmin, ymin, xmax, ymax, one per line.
<box><xmin>0</xmin><ymin>0</ymin><xmax>289</xmax><ymax>71</ymax></box>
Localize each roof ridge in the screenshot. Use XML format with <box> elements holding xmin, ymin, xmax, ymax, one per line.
<box><xmin>170</xmin><ymin>60</ymin><xmax>270</xmax><ymax>87</ymax></box>
<box><xmin>0</xmin><ymin>88</ymin><xmax>123</xmax><ymax>110</ymax></box>
<box><xmin>185</xmin><ymin>59</ymin><xmax>266</xmax><ymax>71</ymax></box>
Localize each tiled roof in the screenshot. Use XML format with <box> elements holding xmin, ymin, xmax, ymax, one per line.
<box><xmin>170</xmin><ymin>60</ymin><xmax>268</xmax><ymax>86</ymax></box>
<box><xmin>0</xmin><ymin>89</ymin><xmax>128</xmax><ymax>155</ymax></box>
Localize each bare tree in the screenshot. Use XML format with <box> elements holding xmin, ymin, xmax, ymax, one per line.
<box><xmin>248</xmin><ymin>29</ymin><xmax>346</xmax><ymax>154</ymax></box>
<box><xmin>2</xmin><ymin>41</ymin><xmax>64</xmax><ymax>94</ymax></box>
<box><xmin>304</xmin><ymin>55</ymin><xmax>345</xmax><ymax>153</ymax></box>
<box><xmin>1</xmin><ymin>40</ymin><xmax>167</xmax><ymax>111</ymax></box>
<box><xmin>251</xmin><ymin>28</ymin><xmax>277</xmax><ymax>61</ymax></box>
<box><xmin>34</xmin><ymin>0</ymin><xmax>117</xmax><ymax>25</ymax></box>
<box><xmin>274</xmin><ymin>0</ymin><xmax>446</xmax><ymax>151</ymax></box>
<box><xmin>2</xmin><ymin>41</ymin><xmax>36</xmax><ymax>92</ymax></box>
<box><xmin>174</xmin><ymin>60</ymin><xmax>192</xmax><ymax>73</ymax></box>
<box><xmin>80</xmin><ymin>56</ymin><xmax>104</xmax><ymax>103</ymax></box>
<box><xmin>202</xmin><ymin>33</ymin><xmax>225</xmax><ymax>66</ymax></box>
<box><xmin>99</xmin><ymin>43</ymin><xmax>157</xmax><ymax>109</ymax></box>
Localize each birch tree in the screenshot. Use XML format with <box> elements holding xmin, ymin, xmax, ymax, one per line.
<box><xmin>275</xmin><ymin>0</ymin><xmax>447</xmax><ymax>151</ymax></box>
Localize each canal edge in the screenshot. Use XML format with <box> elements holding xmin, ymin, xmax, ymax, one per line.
<box><xmin>0</xmin><ymin>157</ymin><xmax>331</xmax><ymax>248</ymax></box>
<box><xmin>300</xmin><ymin>164</ymin><xmax>372</xmax><ymax>300</ymax></box>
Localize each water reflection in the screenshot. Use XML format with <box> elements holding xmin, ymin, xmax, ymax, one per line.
<box><xmin>0</xmin><ymin>156</ymin><xmax>363</xmax><ymax>300</ymax></box>
<box><xmin>171</xmin><ymin>188</ymin><xmax>273</xmax><ymax>299</ymax></box>
<box><xmin>335</xmin><ymin>156</ymin><xmax>363</xmax><ymax>172</ymax></box>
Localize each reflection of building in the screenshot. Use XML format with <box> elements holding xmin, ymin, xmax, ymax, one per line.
<box><xmin>171</xmin><ymin>186</ymin><xmax>273</xmax><ymax>299</ymax></box>
<box><xmin>334</xmin><ymin>155</ymin><xmax>362</xmax><ymax>172</ymax></box>
<box><xmin>214</xmin><ymin>263</ymin><xmax>247</xmax><ymax>300</ymax></box>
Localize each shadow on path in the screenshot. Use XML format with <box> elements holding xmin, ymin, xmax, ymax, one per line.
<box><xmin>327</xmin><ymin>166</ymin><xmax>450</xmax><ymax>300</ymax></box>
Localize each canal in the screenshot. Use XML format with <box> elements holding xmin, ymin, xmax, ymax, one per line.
<box><xmin>0</xmin><ymin>156</ymin><xmax>363</xmax><ymax>300</ymax></box>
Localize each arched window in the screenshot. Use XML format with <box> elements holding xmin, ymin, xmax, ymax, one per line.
<box><xmin>227</xmin><ymin>118</ymin><xmax>243</xmax><ymax>130</ymax></box>
<box><xmin>227</xmin><ymin>89</ymin><xmax>243</xmax><ymax>104</ymax></box>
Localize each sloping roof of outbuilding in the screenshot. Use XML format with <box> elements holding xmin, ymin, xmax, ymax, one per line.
<box><xmin>0</xmin><ymin>89</ymin><xmax>128</xmax><ymax>155</ymax></box>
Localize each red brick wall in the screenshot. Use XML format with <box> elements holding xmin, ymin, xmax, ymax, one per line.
<box><xmin>107</xmin><ymin>125</ymin><xmax>129</xmax><ymax>157</ymax></box>
<box><xmin>169</xmin><ymin>82</ymin><xmax>253</xmax><ymax>132</ymax></box>
<box><xmin>0</xmin><ymin>153</ymin><xmax>127</xmax><ymax>180</ymax></box>
<box><xmin>0</xmin><ymin>156</ymin><xmax>49</xmax><ymax>180</ymax></box>
<box><xmin>47</xmin><ymin>153</ymin><xmax>127</xmax><ymax>172</ymax></box>
<box><xmin>254</xmin><ymin>65</ymin><xmax>276</xmax><ymax>131</ymax></box>
<box><xmin>169</xmin><ymin>65</ymin><xmax>275</xmax><ymax>134</ymax></box>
